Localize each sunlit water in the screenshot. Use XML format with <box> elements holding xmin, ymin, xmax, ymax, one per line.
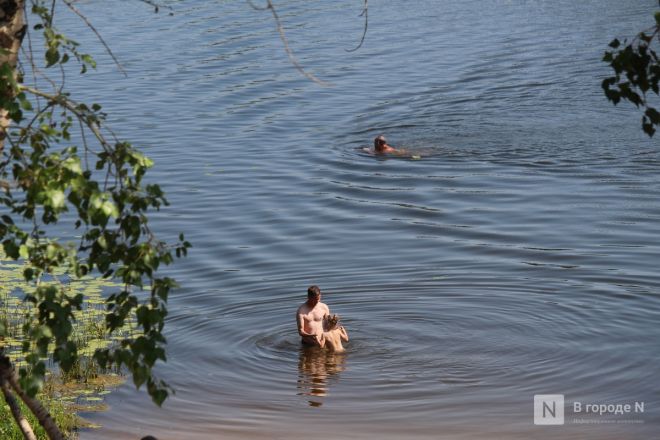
<box><xmin>38</xmin><ymin>0</ymin><xmax>660</xmax><ymax>438</ymax></box>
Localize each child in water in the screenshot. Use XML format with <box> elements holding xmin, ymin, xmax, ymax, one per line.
<box><xmin>319</xmin><ymin>314</ymin><xmax>349</xmax><ymax>353</ymax></box>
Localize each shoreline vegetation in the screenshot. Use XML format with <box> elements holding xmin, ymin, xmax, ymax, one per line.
<box><xmin>1</xmin><ymin>253</ymin><xmax>131</xmax><ymax>439</ymax></box>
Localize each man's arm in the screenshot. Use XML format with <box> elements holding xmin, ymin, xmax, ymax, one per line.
<box><xmin>297</xmin><ymin>312</ymin><xmax>311</xmax><ymax>337</ymax></box>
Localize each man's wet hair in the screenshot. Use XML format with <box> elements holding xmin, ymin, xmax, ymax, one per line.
<box><xmin>374</xmin><ymin>135</ymin><xmax>387</xmax><ymax>148</ymax></box>
<box><xmin>308</xmin><ymin>285</ymin><xmax>321</xmax><ymax>298</ymax></box>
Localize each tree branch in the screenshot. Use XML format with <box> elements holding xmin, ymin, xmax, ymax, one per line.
<box><xmin>0</xmin><ymin>376</ymin><xmax>37</xmax><ymax>440</ymax></box>
<box><xmin>62</xmin><ymin>0</ymin><xmax>127</xmax><ymax>77</ymax></box>
<box><xmin>137</xmin><ymin>0</ymin><xmax>173</xmax><ymax>13</ymax></box>
<box><xmin>0</xmin><ymin>353</ymin><xmax>63</xmax><ymax>440</ymax></box>
<box><xmin>19</xmin><ymin>84</ymin><xmax>113</xmax><ymax>152</ymax></box>
<box><xmin>247</xmin><ymin>0</ymin><xmax>330</xmax><ymax>86</ymax></box>
<box><xmin>346</xmin><ymin>0</ymin><xmax>368</xmax><ymax>52</ymax></box>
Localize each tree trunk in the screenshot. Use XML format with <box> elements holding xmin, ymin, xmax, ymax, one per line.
<box><xmin>1</xmin><ymin>376</ymin><xmax>37</xmax><ymax>440</ymax></box>
<box><xmin>0</xmin><ymin>353</ymin><xmax>64</xmax><ymax>440</ymax></box>
<box><xmin>0</xmin><ymin>0</ymin><xmax>26</xmax><ymax>152</ymax></box>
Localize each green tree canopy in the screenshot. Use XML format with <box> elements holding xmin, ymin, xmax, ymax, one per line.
<box><xmin>603</xmin><ymin>4</ymin><xmax>660</xmax><ymax>137</ymax></box>
<box><xmin>0</xmin><ymin>3</ymin><xmax>190</xmax><ymax>433</ymax></box>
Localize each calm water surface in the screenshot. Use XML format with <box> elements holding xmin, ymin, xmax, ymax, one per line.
<box><xmin>50</xmin><ymin>1</ymin><xmax>660</xmax><ymax>438</ymax></box>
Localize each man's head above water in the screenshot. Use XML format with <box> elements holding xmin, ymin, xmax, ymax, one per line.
<box><xmin>374</xmin><ymin>135</ymin><xmax>387</xmax><ymax>149</ymax></box>
<box><xmin>374</xmin><ymin>135</ymin><xmax>396</xmax><ymax>153</ymax></box>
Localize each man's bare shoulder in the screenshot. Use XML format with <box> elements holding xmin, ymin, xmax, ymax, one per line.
<box><xmin>296</xmin><ymin>302</ymin><xmax>309</xmax><ymax>314</ymax></box>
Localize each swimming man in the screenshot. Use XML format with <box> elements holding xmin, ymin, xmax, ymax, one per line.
<box><xmin>374</xmin><ymin>135</ymin><xmax>398</xmax><ymax>154</ymax></box>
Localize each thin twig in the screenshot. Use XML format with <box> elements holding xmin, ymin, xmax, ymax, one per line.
<box><xmin>19</xmin><ymin>85</ymin><xmax>113</xmax><ymax>152</ymax></box>
<box><xmin>58</xmin><ymin>58</ymin><xmax>67</xmax><ymax>94</ymax></box>
<box><xmin>137</xmin><ymin>0</ymin><xmax>173</xmax><ymax>13</ymax></box>
<box><xmin>49</xmin><ymin>0</ymin><xmax>56</xmax><ymax>27</ymax></box>
<box><xmin>102</xmin><ymin>120</ymin><xmax>121</xmax><ymax>144</ymax></box>
<box><xmin>23</xmin><ymin>10</ymin><xmax>42</xmax><ymax>112</ymax></box>
<box><xmin>79</xmin><ymin>117</ymin><xmax>90</xmax><ymax>169</ymax></box>
<box><xmin>246</xmin><ymin>0</ymin><xmax>269</xmax><ymax>11</ymax></box>
<box><xmin>15</xmin><ymin>102</ymin><xmax>57</xmax><ymax>147</ymax></box>
<box><xmin>19</xmin><ymin>47</ymin><xmax>60</xmax><ymax>91</ymax></box>
<box><xmin>247</xmin><ymin>0</ymin><xmax>330</xmax><ymax>86</ymax></box>
<box><xmin>346</xmin><ymin>0</ymin><xmax>368</xmax><ymax>52</ymax></box>
<box><xmin>62</xmin><ymin>0</ymin><xmax>128</xmax><ymax>77</ymax></box>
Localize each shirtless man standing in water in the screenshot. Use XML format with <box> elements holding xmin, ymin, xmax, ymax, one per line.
<box><xmin>296</xmin><ymin>285</ymin><xmax>330</xmax><ymax>347</ymax></box>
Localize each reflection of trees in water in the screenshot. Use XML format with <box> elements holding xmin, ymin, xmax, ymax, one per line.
<box><xmin>296</xmin><ymin>346</ymin><xmax>347</xmax><ymax>407</ymax></box>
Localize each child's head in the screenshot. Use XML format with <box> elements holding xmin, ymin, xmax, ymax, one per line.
<box><xmin>326</xmin><ymin>314</ymin><xmax>340</xmax><ymax>330</ymax></box>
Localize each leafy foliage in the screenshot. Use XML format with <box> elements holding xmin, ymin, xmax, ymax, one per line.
<box><xmin>603</xmin><ymin>6</ymin><xmax>660</xmax><ymax>137</ymax></box>
<box><xmin>0</xmin><ymin>1</ymin><xmax>190</xmax><ymax>406</ymax></box>
<box><xmin>1</xmin><ymin>254</ymin><xmax>127</xmax><ymax>437</ymax></box>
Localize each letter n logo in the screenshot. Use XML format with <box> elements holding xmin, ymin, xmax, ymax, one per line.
<box><xmin>534</xmin><ymin>394</ymin><xmax>564</xmax><ymax>425</ymax></box>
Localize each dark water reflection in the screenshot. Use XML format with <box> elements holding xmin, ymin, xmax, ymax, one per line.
<box><xmin>43</xmin><ymin>0</ymin><xmax>660</xmax><ymax>439</ymax></box>
<box><xmin>297</xmin><ymin>347</ymin><xmax>348</xmax><ymax>407</ymax></box>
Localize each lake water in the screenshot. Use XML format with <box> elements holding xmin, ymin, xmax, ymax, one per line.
<box><xmin>44</xmin><ymin>0</ymin><xmax>660</xmax><ymax>438</ymax></box>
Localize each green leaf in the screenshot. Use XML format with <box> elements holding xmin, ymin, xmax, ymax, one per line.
<box><xmin>19</xmin><ymin>244</ymin><xmax>29</xmax><ymax>259</ymax></box>
<box><xmin>46</xmin><ymin>243</ymin><xmax>58</xmax><ymax>259</ymax></box>
<box><xmin>133</xmin><ymin>365</ymin><xmax>148</xmax><ymax>389</ymax></box>
<box><xmin>48</xmin><ymin>189</ymin><xmax>66</xmax><ymax>209</ymax></box>
<box><xmin>101</xmin><ymin>200</ymin><xmax>119</xmax><ymax>218</ymax></box>
<box><xmin>642</xmin><ymin>116</ymin><xmax>656</xmax><ymax>137</ymax></box>
<box><xmin>45</xmin><ymin>47</ymin><xmax>60</xmax><ymax>67</ymax></box>
<box><xmin>151</xmin><ymin>389</ymin><xmax>168</xmax><ymax>407</ymax></box>
<box><xmin>23</xmin><ymin>267</ymin><xmax>35</xmax><ymax>281</ymax></box>
<box><xmin>645</xmin><ymin>106</ymin><xmax>660</xmax><ymax>124</ymax></box>
<box><xmin>18</xmin><ymin>93</ymin><xmax>33</xmax><ymax>111</ymax></box>
<box><xmin>3</xmin><ymin>240</ymin><xmax>19</xmax><ymax>259</ymax></box>
<box><xmin>81</xmin><ymin>54</ymin><xmax>97</xmax><ymax>69</ymax></box>
<box><xmin>62</xmin><ymin>157</ymin><xmax>82</xmax><ymax>174</ymax></box>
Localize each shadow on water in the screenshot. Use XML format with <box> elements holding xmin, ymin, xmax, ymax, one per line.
<box><xmin>296</xmin><ymin>346</ymin><xmax>348</xmax><ymax>407</ymax></box>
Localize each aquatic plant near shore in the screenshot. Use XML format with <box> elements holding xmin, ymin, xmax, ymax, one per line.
<box><xmin>1</xmin><ymin>254</ymin><xmax>133</xmax><ymax>437</ymax></box>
